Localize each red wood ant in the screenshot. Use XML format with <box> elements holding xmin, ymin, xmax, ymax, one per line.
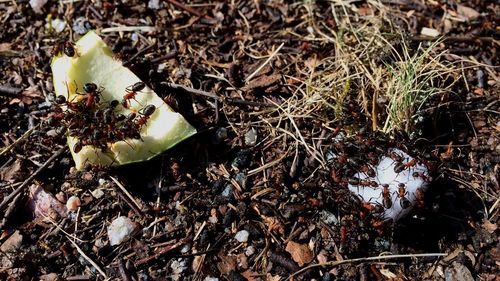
<box><xmin>382</xmin><ymin>184</ymin><xmax>392</xmax><ymax>209</ymax></box>
<box><xmin>80</xmin><ymin>82</ymin><xmax>103</xmax><ymax>109</ymax></box>
<box><xmin>122</xmin><ymin>82</ymin><xmax>146</xmax><ymax>108</ymax></box>
<box><xmin>52</xmin><ymin>41</ymin><xmax>76</xmax><ymax>57</ymax></box>
<box><xmin>349</xmin><ymin>178</ymin><xmax>378</xmax><ymax>188</ymax></box>
<box><xmin>134</xmin><ymin>104</ymin><xmax>156</xmax><ymax>126</ymax></box>
<box><xmin>397</xmin><ymin>183</ymin><xmax>411</xmax><ymax>209</ymax></box>
<box><xmin>394</xmin><ymin>158</ymin><xmax>419</xmax><ymax>173</ymax></box>
<box><xmin>412</xmin><ymin>171</ymin><xmax>428</xmax><ymax>181</ymax></box>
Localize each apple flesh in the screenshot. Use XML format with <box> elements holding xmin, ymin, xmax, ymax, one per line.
<box><xmin>51</xmin><ymin>31</ymin><xmax>196</xmax><ymax>170</ymax></box>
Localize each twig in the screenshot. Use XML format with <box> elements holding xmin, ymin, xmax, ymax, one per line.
<box><xmin>166</xmin><ymin>82</ymin><xmax>275</xmax><ymax>107</ymax></box>
<box><xmin>0</xmin><ymin>193</ymin><xmax>22</xmax><ymax>229</ymax></box>
<box><xmin>41</xmin><ymin>213</ymin><xmax>107</xmax><ymax>278</ymax></box>
<box><xmin>286</xmin><ymin>253</ymin><xmax>448</xmax><ymax>280</ymax></box>
<box><xmin>0</xmin><ymin>124</ymin><xmax>40</xmax><ymax>157</ymax></box>
<box><xmin>165</xmin><ymin>0</ymin><xmax>212</xmax><ymax>20</ymax></box>
<box><xmin>100</xmin><ymin>26</ymin><xmax>156</xmax><ymax>33</ymax></box>
<box><xmin>245</xmin><ymin>42</ymin><xmax>285</xmax><ymax>83</ymax></box>
<box><xmin>134</xmin><ymin>239</ymin><xmax>185</xmax><ymax>267</ymax></box>
<box><xmin>0</xmin><ymin>146</ymin><xmax>66</xmax><ymax>211</ymax></box>
<box><xmin>109</xmin><ymin>176</ymin><xmax>144</xmax><ymax>215</ymax></box>
<box><xmin>123</xmin><ymin>43</ymin><xmax>156</xmax><ymax>66</ymax></box>
<box><xmin>411</xmin><ymin>35</ymin><xmax>500</xmax><ymax>45</ymax></box>
<box><xmin>0</xmin><ymin>85</ymin><xmax>22</xmax><ymax>96</ymax></box>
<box><xmin>118</xmin><ymin>259</ymin><xmax>132</xmax><ymax>281</ymax></box>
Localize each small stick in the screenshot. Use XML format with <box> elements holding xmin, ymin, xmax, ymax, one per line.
<box><xmin>134</xmin><ymin>239</ymin><xmax>185</xmax><ymax>267</ymax></box>
<box><xmin>109</xmin><ymin>176</ymin><xmax>144</xmax><ymax>215</ymax></box>
<box><xmin>166</xmin><ymin>82</ymin><xmax>275</xmax><ymax>107</ymax></box>
<box><xmin>0</xmin><ymin>124</ymin><xmax>40</xmax><ymax>157</ymax></box>
<box><xmin>0</xmin><ymin>146</ymin><xmax>66</xmax><ymax>211</ymax></box>
<box><xmin>100</xmin><ymin>26</ymin><xmax>156</xmax><ymax>33</ymax></box>
<box><xmin>245</xmin><ymin>42</ymin><xmax>284</xmax><ymax>83</ymax></box>
<box><xmin>123</xmin><ymin>43</ymin><xmax>156</xmax><ymax>66</ymax></box>
<box><xmin>118</xmin><ymin>259</ymin><xmax>132</xmax><ymax>281</ymax></box>
<box><xmin>165</xmin><ymin>0</ymin><xmax>212</xmax><ymax>20</ymax></box>
<box><xmin>0</xmin><ymin>193</ymin><xmax>22</xmax><ymax>228</ymax></box>
<box><xmin>287</xmin><ymin>253</ymin><xmax>448</xmax><ymax>280</ymax></box>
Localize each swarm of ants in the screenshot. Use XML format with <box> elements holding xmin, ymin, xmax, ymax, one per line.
<box><xmin>47</xmin><ymin>80</ymin><xmax>155</xmax><ymax>154</ymax></box>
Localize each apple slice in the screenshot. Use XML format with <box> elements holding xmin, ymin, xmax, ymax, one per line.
<box><xmin>51</xmin><ymin>31</ymin><xmax>196</xmax><ymax>170</ymax></box>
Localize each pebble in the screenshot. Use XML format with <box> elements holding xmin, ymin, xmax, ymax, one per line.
<box><xmin>0</xmin><ymin>231</ymin><xmax>23</xmax><ymax>252</ymax></box>
<box><xmin>66</xmin><ymin>196</ymin><xmax>81</xmax><ymax>211</ymax></box>
<box><xmin>444</xmin><ymin>262</ymin><xmax>474</xmax><ymax>281</ymax></box>
<box><xmin>107</xmin><ymin>216</ymin><xmax>138</xmax><ymax>246</ymax></box>
<box><xmin>235</xmin><ymin>230</ymin><xmax>249</xmax><ymax>243</ymax></box>
<box><xmin>148</xmin><ymin>0</ymin><xmax>161</xmax><ymax>9</ymax></box>
<box><xmin>245</xmin><ymin>246</ymin><xmax>255</xmax><ymax>256</ymax></box>
<box><xmin>29</xmin><ymin>0</ymin><xmax>47</xmax><ymax>14</ymax></box>
<box><xmin>244</xmin><ymin>127</ymin><xmax>257</xmax><ymax>146</ymax></box>
<box><xmin>46</xmin><ymin>18</ymin><xmax>66</xmax><ymax>33</ymax></box>
<box><xmin>204</xmin><ymin>278</ymin><xmax>219</xmax><ymax>281</ymax></box>
<box><xmin>91</xmin><ymin>189</ymin><xmax>104</xmax><ymax>199</ymax></box>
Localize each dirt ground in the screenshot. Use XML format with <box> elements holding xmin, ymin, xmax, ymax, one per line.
<box><xmin>0</xmin><ymin>0</ymin><xmax>498</xmax><ymax>280</ymax></box>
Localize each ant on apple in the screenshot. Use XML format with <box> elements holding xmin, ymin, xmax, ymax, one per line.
<box><xmin>122</xmin><ymin>82</ymin><xmax>146</xmax><ymax>108</ymax></box>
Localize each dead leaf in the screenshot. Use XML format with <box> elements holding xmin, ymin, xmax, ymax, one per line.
<box><xmin>285</xmin><ymin>241</ymin><xmax>313</xmax><ymax>267</ymax></box>
<box><xmin>241</xmin><ymin>270</ymin><xmax>260</xmax><ymax>281</ymax></box>
<box><xmin>357</xmin><ymin>6</ymin><xmax>373</xmax><ymax>16</ymax></box>
<box><xmin>317</xmin><ymin>249</ymin><xmax>328</xmax><ymax>264</ymax></box>
<box><xmin>217</xmin><ymin>253</ymin><xmax>237</xmax><ymax>275</ymax></box>
<box><xmin>263</xmin><ymin>216</ymin><xmax>285</xmax><ymax>235</ymax></box>
<box><xmin>0</xmin><ymin>43</ymin><xmax>13</xmax><ymax>52</ymax></box>
<box><xmin>28</xmin><ymin>184</ymin><xmax>68</xmax><ymax>220</ymax></box>
<box><xmin>379</xmin><ymin>268</ymin><xmax>398</xmax><ymax>278</ymax></box>
<box><xmin>0</xmin><ymin>231</ymin><xmax>23</xmax><ymax>252</ymax></box>
<box><xmin>457</xmin><ymin>5</ymin><xmax>480</xmax><ymax>21</ymax></box>
<box><xmin>0</xmin><ymin>159</ymin><xmax>23</xmax><ymax>182</ymax></box>
<box><xmin>483</xmin><ymin>220</ymin><xmax>498</xmax><ymax>233</ymax></box>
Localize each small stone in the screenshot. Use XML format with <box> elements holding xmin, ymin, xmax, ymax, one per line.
<box><xmin>212</xmin><ymin>127</ymin><xmax>228</xmax><ymax>144</ymax></box>
<box><xmin>66</xmin><ymin>196</ymin><xmax>81</xmax><ymax>211</ymax></box>
<box><xmin>444</xmin><ymin>262</ymin><xmax>474</xmax><ymax>281</ymax></box>
<box><xmin>1</xmin><ymin>231</ymin><xmax>23</xmax><ymax>252</ymax></box>
<box><xmin>421</xmin><ymin>27</ymin><xmax>440</xmax><ymax>37</ymax></box>
<box><xmin>171</xmin><ymin>258</ymin><xmax>187</xmax><ymax>281</ymax></box>
<box><xmin>235</xmin><ymin>230</ymin><xmax>249</xmax><ymax>243</ymax></box>
<box><xmin>148</xmin><ymin>0</ymin><xmax>161</xmax><ymax>9</ymax></box>
<box><xmin>204</xmin><ymin>278</ymin><xmax>219</xmax><ymax>281</ymax></box>
<box><xmin>245</xmin><ymin>246</ymin><xmax>255</xmax><ymax>256</ymax></box>
<box><xmin>55</xmin><ymin>192</ymin><xmax>66</xmax><ymax>203</ymax></box>
<box><xmin>29</xmin><ymin>0</ymin><xmax>47</xmax><ymax>13</ymax></box>
<box><xmin>107</xmin><ymin>216</ymin><xmax>138</xmax><ymax>246</ymax></box>
<box><xmin>91</xmin><ymin>189</ymin><xmax>104</xmax><ymax>199</ymax></box>
<box><xmin>244</xmin><ymin>128</ymin><xmax>257</xmax><ymax>146</ymax></box>
<box><xmin>46</xmin><ymin>18</ymin><xmax>66</xmax><ymax>33</ymax></box>
<box><xmin>221</xmin><ymin>184</ymin><xmax>233</xmax><ymax>197</ymax></box>
<box><xmin>46</xmin><ymin>129</ymin><xmax>58</xmax><ymax>137</ymax></box>
<box><xmin>39</xmin><ymin>273</ymin><xmax>59</xmax><ymax>281</ymax></box>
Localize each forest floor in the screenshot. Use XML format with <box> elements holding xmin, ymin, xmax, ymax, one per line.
<box><xmin>0</xmin><ymin>0</ymin><xmax>498</xmax><ymax>280</ymax></box>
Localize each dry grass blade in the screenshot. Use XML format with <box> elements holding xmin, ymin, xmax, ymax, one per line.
<box><xmin>287</xmin><ymin>252</ymin><xmax>448</xmax><ymax>280</ymax></box>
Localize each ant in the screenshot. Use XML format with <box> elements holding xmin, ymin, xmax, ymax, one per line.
<box><xmin>381</xmin><ymin>184</ymin><xmax>392</xmax><ymax>209</ymax></box>
<box><xmin>394</xmin><ymin>158</ymin><xmax>418</xmax><ymax>173</ymax></box>
<box><xmin>52</xmin><ymin>41</ymin><xmax>77</xmax><ymax>57</ymax></box>
<box><xmin>360</xmin><ymin>164</ymin><xmax>376</xmax><ymax>177</ymax></box>
<box><xmin>134</xmin><ymin>104</ymin><xmax>156</xmax><ymax>126</ymax></box>
<box><xmin>397</xmin><ymin>183</ymin><xmax>411</xmax><ymax>209</ymax></box>
<box><xmin>412</xmin><ymin>171</ymin><xmax>428</xmax><ymax>181</ymax></box>
<box><xmin>122</xmin><ymin>82</ymin><xmax>146</xmax><ymax>108</ymax></box>
<box><xmin>79</xmin><ymin>82</ymin><xmax>103</xmax><ymax>109</ymax></box>
<box><xmin>349</xmin><ymin>178</ymin><xmax>378</xmax><ymax>187</ymax></box>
